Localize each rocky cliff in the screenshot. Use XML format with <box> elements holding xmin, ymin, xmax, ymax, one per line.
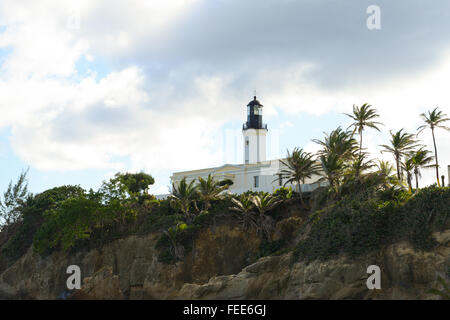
<box><xmin>0</xmin><ymin>225</ymin><xmax>449</xmax><ymax>300</ymax></box>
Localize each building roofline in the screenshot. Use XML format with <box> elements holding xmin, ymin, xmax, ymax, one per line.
<box><xmin>170</xmin><ymin>158</ymin><xmax>292</xmax><ymax>179</ymax></box>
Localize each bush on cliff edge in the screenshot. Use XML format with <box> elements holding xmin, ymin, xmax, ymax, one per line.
<box><xmin>294</xmin><ymin>186</ymin><xmax>450</xmax><ymax>262</ymax></box>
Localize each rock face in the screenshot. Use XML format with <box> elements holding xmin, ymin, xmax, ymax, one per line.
<box><xmin>0</xmin><ymin>225</ymin><xmax>261</xmax><ymax>299</ymax></box>
<box><xmin>179</xmin><ymin>230</ymin><xmax>450</xmax><ymax>300</ymax></box>
<box><xmin>0</xmin><ymin>225</ymin><xmax>449</xmax><ymax>300</ymax></box>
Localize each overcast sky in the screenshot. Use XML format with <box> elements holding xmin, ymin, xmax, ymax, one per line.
<box><xmin>0</xmin><ymin>0</ymin><xmax>449</xmax><ymax>194</ymax></box>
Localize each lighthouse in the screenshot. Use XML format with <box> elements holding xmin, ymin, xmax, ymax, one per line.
<box><xmin>243</xmin><ymin>96</ymin><xmax>268</xmax><ymax>164</ymax></box>
<box><xmin>169</xmin><ymin>95</ymin><xmax>323</xmax><ymax>197</ymax></box>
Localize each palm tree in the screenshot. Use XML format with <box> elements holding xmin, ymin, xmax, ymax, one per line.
<box><xmin>229</xmin><ymin>194</ymin><xmax>257</xmax><ymax>230</ymax></box>
<box><xmin>169</xmin><ymin>177</ymin><xmax>198</xmax><ymax>223</ymax></box>
<box><xmin>251</xmin><ymin>193</ymin><xmax>282</xmax><ymax>239</ymax></box>
<box><xmin>313</xmin><ymin>127</ymin><xmax>358</xmax><ymax>193</ymax></box>
<box><xmin>163</xmin><ymin>224</ymin><xmax>186</xmax><ymax>261</ymax></box>
<box><xmin>197</xmin><ymin>174</ymin><xmax>228</xmax><ymax>211</ymax></box>
<box><xmin>410</xmin><ymin>149</ymin><xmax>434</xmax><ymax>189</ymax></box>
<box><xmin>318</xmin><ymin>153</ymin><xmax>345</xmax><ymax>192</ymax></box>
<box><xmin>313</xmin><ymin>127</ymin><xmax>359</xmax><ymax>160</ymax></box>
<box><xmin>230</xmin><ymin>194</ymin><xmax>254</xmax><ymax>215</ymax></box>
<box><xmin>376</xmin><ymin>160</ymin><xmax>399</xmax><ymax>189</ymax></box>
<box><xmin>345</xmin><ymin>103</ymin><xmax>383</xmax><ymax>154</ymax></box>
<box><xmin>417</xmin><ymin>107</ymin><xmax>450</xmax><ymax>187</ymax></box>
<box><xmin>251</xmin><ymin>193</ymin><xmax>281</xmax><ymax>215</ymax></box>
<box><xmin>380</xmin><ymin>129</ymin><xmax>418</xmax><ymax>181</ymax></box>
<box><xmin>279</xmin><ymin>148</ymin><xmax>322</xmax><ymax>207</ymax></box>
<box><xmin>401</xmin><ymin>156</ymin><xmax>414</xmax><ymax>192</ymax></box>
<box><xmin>344</xmin><ymin>152</ymin><xmax>376</xmax><ymax>182</ymax></box>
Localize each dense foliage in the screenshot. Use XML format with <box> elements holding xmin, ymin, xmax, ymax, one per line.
<box><xmin>0</xmin><ymin>170</ymin><xmax>30</xmax><ymax>228</ymax></box>
<box><xmin>294</xmin><ymin>186</ymin><xmax>449</xmax><ymax>262</ymax></box>
<box><xmin>1</xmin><ymin>185</ymin><xmax>85</xmax><ymax>259</ymax></box>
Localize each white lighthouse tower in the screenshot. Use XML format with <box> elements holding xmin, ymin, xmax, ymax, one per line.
<box><xmin>243</xmin><ymin>96</ymin><xmax>268</xmax><ymax>164</ymax></box>
<box><xmin>169</xmin><ymin>95</ymin><xmax>323</xmax><ymax>198</ymax></box>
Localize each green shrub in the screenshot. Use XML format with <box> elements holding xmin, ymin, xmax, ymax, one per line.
<box><xmin>2</xmin><ymin>185</ymin><xmax>85</xmax><ymax>259</ymax></box>
<box><xmin>154</xmin><ymin>200</ymin><xmax>225</xmax><ymax>264</ymax></box>
<box><xmin>33</xmin><ymin>194</ymin><xmax>104</xmax><ymax>254</ymax></box>
<box><xmin>273</xmin><ymin>187</ymin><xmax>293</xmax><ymax>200</ymax></box>
<box><xmin>294</xmin><ymin>186</ymin><xmax>450</xmax><ymax>262</ymax></box>
<box><xmin>156</xmin><ymin>223</ymin><xmax>201</xmax><ymax>264</ymax></box>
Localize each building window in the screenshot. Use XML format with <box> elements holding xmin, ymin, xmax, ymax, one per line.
<box><xmin>245</xmin><ymin>137</ymin><xmax>249</xmax><ymax>164</ymax></box>
<box><xmin>254</xmin><ymin>176</ymin><xmax>259</xmax><ymax>188</ymax></box>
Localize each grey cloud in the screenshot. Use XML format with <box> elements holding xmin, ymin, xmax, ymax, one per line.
<box><xmin>50</xmin><ymin>104</ymin><xmax>136</xmax><ymax>142</ymax></box>
<box><xmin>107</xmin><ymin>0</ymin><xmax>450</xmax><ymax>91</ymax></box>
<box><xmin>70</xmin><ymin>0</ymin><xmax>450</xmax><ymax>130</ymax></box>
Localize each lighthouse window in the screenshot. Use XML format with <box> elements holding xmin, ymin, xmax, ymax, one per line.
<box><xmin>254</xmin><ymin>176</ymin><xmax>259</xmax><ymax>188</ymax></box>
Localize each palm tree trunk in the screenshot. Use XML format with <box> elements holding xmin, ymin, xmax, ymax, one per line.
<box><xmin>415</xmin><ymin>170</ymin><xmax>419</xmax><ymax>189</ymax></box>
<box><xmin>203</xmin><ymin>199</ymin><xmax>210</xmax><ymax>212</ymax></box>
<box><xmin>297</xmin><ymin>179</ymin><xmax>305</xmax><ymax>208</ymax></box>
<box><xmin>359</xmin><ymin>130</ymin><xmax>363</xmax><ymax>156</ymax></box>
<box><xmin>395</xmin><ymin>156</ymin><xmax>401</xmax><ymax>180</ymax></box>
<box><xmin>431</xmin><ymin>128</ymin><xmax>441</xmax><ymax>187</ymax></box>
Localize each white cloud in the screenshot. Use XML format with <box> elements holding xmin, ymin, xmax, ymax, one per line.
<box><xmin>4</xmin><ymin>67</ymin><xmax>229</xmax><ymax>173</ymax></box>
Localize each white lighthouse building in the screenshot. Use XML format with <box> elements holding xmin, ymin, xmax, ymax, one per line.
<box><xmin>243</xmin><ymin>96</ymin><xmax>267</xmax><ymax>164</ymax></box>
<box><xmin>170</xmin><ymin>96</ymin><xmax>322</xmax><ymax>194</ymax></box>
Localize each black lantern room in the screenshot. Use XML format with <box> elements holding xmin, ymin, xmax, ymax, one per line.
<box><xmin>243</xmin><ymin>96</ymin><xmax>267</xmax><ymax>130</ymax></box>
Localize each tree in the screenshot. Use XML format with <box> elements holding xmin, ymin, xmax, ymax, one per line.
<box><xmin>33</xmin><ymin>192</ymin><xmax>104</xmax><ymax>253</ymax></box>
<box><xmin>0</xmin><ymin>169</ymin><xmax>31</xmax><ymax>228</ymax></box>
<box><xmin>102</xmin><ymin>172</ymin><xmax>155</xmax><ymax>200</ymax></box>
<box><xmin>98</xmin><ymin>172</ymin><xmax>154</xmax><ymax>223</ymax></box>
<box><xmin>250</xmin><ymin>193</ymin><xmax>281</xmax><ymax>239</ymax></box>
<box><xmin>401</xmin><ymin>156</ymin><xmax>414</xmax><ymax>192</ymax></box>
<box><xmin>417</xmin><ymin>107</ymin><xmax>450</xmax><ymax>187</ymax></box>
<box><xmin>376</xmin><ymin>160</ymin><xmax>399</xmax><ymax>189</ymax></box>
<box><xmin>313</xmin><ymin>128</ymin><xmax>358</xmax><ymax>193</ymax></box>
<box><xmin>229</xmin><ymin>194</ymin><xmax>257</xmax><ymax>230</ymax></box>
<box><xmin>163</xmin><ymin>223</ymin><xmax>187</xmax><ymax>261</ymax></box>
<box><xmin>251</xmin><ymin>193</ymin><xmax>282</xmax><ymax>216</ymax></box>
<box><xmin>279</xmin><ymin>148</ymin><xmax>322</xmax><ymax>207</ymax></box>
<box><xmin>229</xmin><ymin>193</ymin><xmax>281</xmax><ymax>239</ymax></box>
<box><xmin>318</xmin><ymin>153</ymin><xmax>345</xmax><ymax>193</ymax></box>
<box><xmin>409</xmin><ymin>149</ymin><xmax>434</xmax><ymax>189</ymax></box>
<box><xmin>313</xmin><ymin>127</ymin><xmax>359</xmax><ymax>161</ymax></box>
<box><xmin>169</xmin><ymin>177</ymin><xmax>198</xmax><ymax>223</ymax></box>
<box><xmin>197</xmin><ymin>174</ymin><xmax>228</xmax><ymax>211</ymax></box>
<box><xmin>345</xmin><ymin>103</ymin><xmax>382</xmax><ymax>154</ymax></box>
<box><xmin>119</xmin><ymin>172</ymin><xmax>154</xmax><ymax>195</ymax></box>
<box><xmin>2</xmin><ymin>185</ymin><xmax>86</xmax><ymax>258</ymax></box>
<box><xmin>380</xmin><ymin>129</ymin><xmax>418</xmax><ymax>181</ymax></box>
<box><xmin>344</xmin><ymin>152</ymin><xmax>375</xmax><ymax>181</ymax></box>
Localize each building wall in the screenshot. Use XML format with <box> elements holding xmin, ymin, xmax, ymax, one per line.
<box><xmin>170</xmin><ymin>159</ymin><xmax>323</xmax><ymax>195</ymax></box>
<box><xmin>243</xmin><ymin>128</ymin><xmax>267</xmax><ymax>164</ymax></box>
<box><xmin>448</xmin><ymin>165</ymin><xmax>450</xmax><ymax>186</ymax></box>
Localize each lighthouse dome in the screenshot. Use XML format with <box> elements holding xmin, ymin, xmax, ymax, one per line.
<box><xmin>247</xmin><ymin>96</ymin><xmax>263</xmax><ymax>107</ymax></box>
